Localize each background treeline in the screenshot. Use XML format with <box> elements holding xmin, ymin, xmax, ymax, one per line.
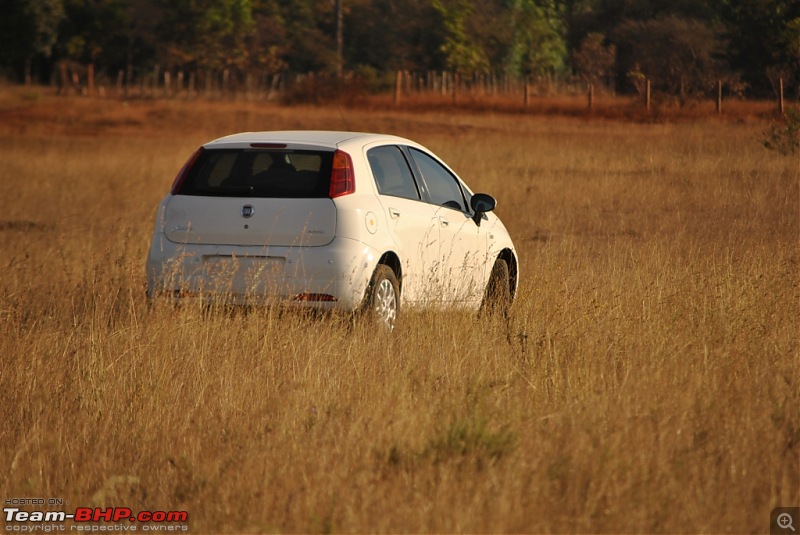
<box><xmin>1</xmin><ymin>0</ymin><xmax>799</xmax><ymax>100</ymax></box>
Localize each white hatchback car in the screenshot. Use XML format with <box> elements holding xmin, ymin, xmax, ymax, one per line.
<box><xmin>146</xmin><ymin>131</ymin><xmax>518</xmax><ymax>328</ymax></box>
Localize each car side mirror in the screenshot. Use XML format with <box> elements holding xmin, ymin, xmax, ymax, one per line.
<box><xmin>470</xmin><ymin>193</ymin><xmax>496</xmax><ymax>226</ymax></box>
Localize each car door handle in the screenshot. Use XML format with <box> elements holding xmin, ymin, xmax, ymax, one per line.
<box><xmin>388</xmin><ymin>208</ymin><xmax>400</xmax><ymax>219</ymax></box>
<box><xmin>439</xmin><ymin>217</ymin><xmax>449</xmax><ymax>227</ymax></box>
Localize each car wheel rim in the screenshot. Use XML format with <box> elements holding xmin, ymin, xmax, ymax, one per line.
<box><xmin>374</xmin><ymin>279</ymin><xmax>397</xmax><ymax>329</ymax></box>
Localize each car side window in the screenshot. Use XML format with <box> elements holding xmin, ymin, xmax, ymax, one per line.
<box><xmin>409</xmin><ymin>148</ymin><xmax>468</xmax><ymax>212</ymax></box>
<box><xmin>367</xmin><ymin>146</ymin><xmax>421</xmax><ymax>201</ymax></box>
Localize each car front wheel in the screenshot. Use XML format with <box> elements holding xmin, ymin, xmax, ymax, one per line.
<box><xmin>481</xmin><ymin>258</ymin><xmax>511</xmax><ymax>318</ymax></box>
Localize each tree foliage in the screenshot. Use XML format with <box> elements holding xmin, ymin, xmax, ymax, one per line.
<box><xmin>614</xmin><ymin>16</ymin><xmax>727</xmax><ymax>100</ymax></box>
<box><xmin>0</xmin><ymin>0</ymin><xmax>64</xmax><ymax>80</ymax></box>
<box><xmin>507</xmin><ymin>0</ymin><xmax>567</xmax><ymax>76</ymax></box>
<box><xmin>572</xmin><ymin>32</ymin><xmax>616</xmax><ymax>87</ymax></box>
<box><xmin>719</xmin><ymin>0</ymin><xmax>800</xmax><ymax>93</ymax></box>
<box><xmin>0</xmin><ymin>0</ymin><xmax>797</xmax><ymax>98</ymax></box>
<box><xmin>433</xmin><ymin>0</ymin><xmax>490</xmax><ymax>74</ymax></box>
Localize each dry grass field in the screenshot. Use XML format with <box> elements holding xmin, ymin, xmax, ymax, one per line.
<box><xmin>0</xmin><ymin>86</ymin><xmax>797</xmax><ymax>533</ymax></box>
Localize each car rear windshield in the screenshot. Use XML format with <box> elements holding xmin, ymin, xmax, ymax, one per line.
<box><xmin>176</xmin><ymin>148</ymin><xmax>335</xmax><ymax>198</ymax></box>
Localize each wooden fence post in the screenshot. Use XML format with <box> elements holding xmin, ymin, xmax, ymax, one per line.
<box><xmin>125</xmin><ymin>64</ymin><xmax>133</xmax><ymax>98</ymax></box>
<box><xmin>524</xmin><ymin>78</ymin><xmax>529</xmax><ymax>107</ymax></box>
<box><xmin>58</xmin><ymin>62</ymin><xmax>69</xmax><ymax>95</ymax></box>
<box><xmin>716</xmin><ymin>80</ymin><xmax>722</xmax><ymax>114</ymax></box>
<box><xmin>453</xmin><ymin>72</ymin><xmax>459</xmax><ymax>105</ymax></box>
<box><xmin>645</xmin><ymin>79</ymin><xmax>651</xmax><ymax>111</ymax></box>
<box><xmin>268</xmin><ymin>73</ymin><xmax>280</xmax><ymax>100</ymax></box>
<box><xmin>87</xmin><ymin>64</ymin><xmax>95</xmax><ymax>96</ymax></box>
<box><xmin>153</xmin><ymin>65</ymin><xmax>160</xmax><ymax>97</ymax></box>
<box><xmin>164</xmin><ymin>71</ymin><xmax>171</xmax><ymax>97</ymax></box>
<box><xmin>394</xmin><ymin>70</ymin><xmax>402</xmax><ymax>105</ymax></box>
<box><xmin>779</xmin><ymin>78</ymin><xmax>785</xmax><ymax>114</ymax></box>
<box><xmin>116</xmin><ymin>69</ymin><xmax>124</xmax><ymax>96</ymax></box>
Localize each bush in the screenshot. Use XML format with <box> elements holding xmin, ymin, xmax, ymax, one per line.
<box><xmin>763</xmin><ymin>108</ymin><xmax>800</xmax><ymax>156</ymax></box>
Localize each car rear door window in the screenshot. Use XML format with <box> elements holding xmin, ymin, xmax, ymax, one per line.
<box><xmin>367</xmin><ymin>146</ymin><xmax>421</xmax><ymax>201</ymax></box>
<box><xmin>408</xmin><ymin>148</ymin><xmax>468</xmax><ymax>211</ymax></box>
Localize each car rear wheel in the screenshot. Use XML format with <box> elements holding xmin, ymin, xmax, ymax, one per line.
<box><xmin>365</xmin><ymin>264</ymin><xmax>400</xmax><ymax>331</ymax></box>
<box><xmin>481</xmin><ymin>258</ymin><xmax>511</xmax><ymax>318</ymax></box>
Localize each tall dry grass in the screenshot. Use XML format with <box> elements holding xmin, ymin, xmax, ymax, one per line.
<box><xmin>0</xmin><ymin>90</ymin><xmax>797</xmax><ymax>533</ymax></box>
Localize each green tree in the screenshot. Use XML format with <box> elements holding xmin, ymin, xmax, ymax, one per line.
<box><xmin>431</xmin><ymin>0</ymin><xmax>567</xmax><ymax>77</ymax></box>
<box><xmin>155</xmin><ymin>0</ymin><xmax>254</xmax><ymax>70</ymax></box>
<box><xmin>507</xmin><ymin>0</ymin><xmax>567</xmax><ymax>76</ymax></box>
<box><xmin>433</xmin><ymin>0</ymin><xmax>490</xmax><ymax>74</ymax></box>
<box><xmin>199</xmin><ymin>0</ymin><xmax>254</xmax><ymax>70</ymax></box>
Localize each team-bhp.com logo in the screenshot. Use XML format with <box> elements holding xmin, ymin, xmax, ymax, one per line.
<box><xmin>4</xmin><ymin>506</ymin><xmax>189</xmax><ymax>532</ymax></box>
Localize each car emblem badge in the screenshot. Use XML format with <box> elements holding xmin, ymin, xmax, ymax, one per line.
<box><xmin>241</xmin><ymin>205</ymin><xmax>254</xmax><ymax>218</ymax></box>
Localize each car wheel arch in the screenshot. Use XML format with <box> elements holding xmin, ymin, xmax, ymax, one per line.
<box><xmin>496</xmin><ymin>248</ymin><xmax>518</xmax><ymax>301</ymax></box>
<box><xmin>377</xmin><ymin>251</ymin><xmax>403</xmax><ymax>293</ymax></box>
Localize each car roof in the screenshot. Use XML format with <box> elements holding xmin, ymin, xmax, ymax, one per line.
<box><xmin>205</xmin><ymin>131</ymin><xmax>413</xmax><ymax>149</ymax></box>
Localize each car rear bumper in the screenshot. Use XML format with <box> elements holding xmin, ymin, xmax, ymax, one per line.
<box><xmin>146</xmin><ymin>234</ymin><xmax>379</xmax><ymax>311</ymax></box>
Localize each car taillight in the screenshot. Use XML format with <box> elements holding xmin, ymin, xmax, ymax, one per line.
<box><xmin>329</xmin><ymin>150</ymin><xmax>355</xmax><ymax>198</ymax></box>
<box><xmin>170</xmin><ymin>147</ymin><xmax>204</xmax><ymax>195</ymax></box>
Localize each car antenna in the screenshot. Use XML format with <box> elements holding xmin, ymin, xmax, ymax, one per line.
<box><xmin>338</xmin><ymin>106</ymin><xmax>351</xmax><ymax>131</ymax></box>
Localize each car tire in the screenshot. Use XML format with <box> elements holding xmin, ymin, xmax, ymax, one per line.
<box><xmin>481</xmin><ymin>258</ymin><xmax>511</xmax><ymax>318</ymax></box>
<box><xmin>364</xmin><ymin>264</ymin><xmax>400</xmax><ymax>331</ymax></box>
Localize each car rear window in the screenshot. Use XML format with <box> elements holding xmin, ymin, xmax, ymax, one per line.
<box><xmin>175</xmin><ymin>149</ymin><xmax>334</xmax><ymax>198</ymax></box>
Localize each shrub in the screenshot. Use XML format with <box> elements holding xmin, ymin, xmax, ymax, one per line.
<box><xmin>763</xmin><ymin>108</ymin><xmax>800</xmax><ymax>156</ymax></box>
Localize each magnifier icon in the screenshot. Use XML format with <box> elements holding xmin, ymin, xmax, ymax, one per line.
<box><xmin>778</xmin><ymin>513</ymin><xmax>796</xmax><ymax>532</ymax></box>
